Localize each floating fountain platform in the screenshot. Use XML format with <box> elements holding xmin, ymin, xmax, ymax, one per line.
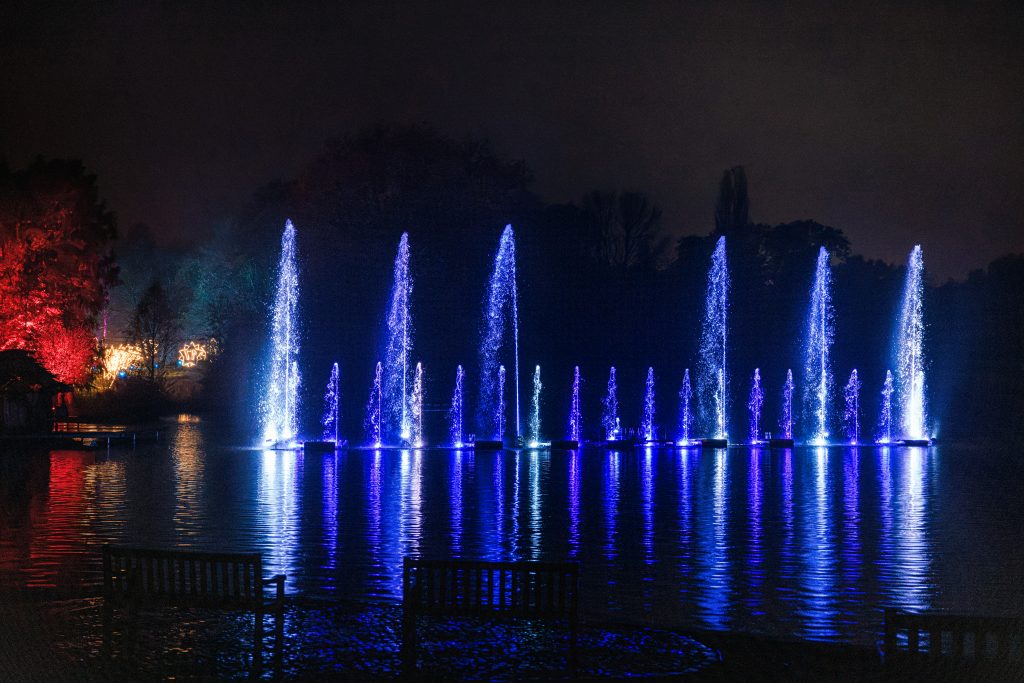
<box><xmin>900</xmin><ymin>438</ymin><xmax>932</xmax><ymax>447</ymax></box>
<box><xmin>602</xmin><ymin>438</ymin><xmax>636</xmax><ymax>449</ymax></box>
<box><xmin>700</xmin><ymin>438</ymin><xmax>729</xmax><ymax>449</ymax></box>
<box><xmin>768</xmin><ymin>438</ymin><xmax>795</xmax><ymax>448</ymax></box>
<box><xmin>474</xmin><ymin>440</ymin><xmax>505</xmax><ymax>451</ymax></box>
<box><xmin>302</xmin><ymin>440</ymin><xmax>338</xmax><ymax>453</ymax></box>
<box><xmin>550</xmin><ymin>439</ymin><xmax>580</xmax><ymax>450</ymax></box>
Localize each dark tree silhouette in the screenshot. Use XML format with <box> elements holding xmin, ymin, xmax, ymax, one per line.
<box><xmin>126</xmin><ymin>281</ymin><xmax>181</xmax><ymax>383</ymax></box>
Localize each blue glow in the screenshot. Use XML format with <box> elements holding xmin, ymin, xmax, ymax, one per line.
<box><xmin>450</xmin><ymin>450</ymin><xmax>463</xmax><ymax>555</ymax></box>
<box><xmin>321</xmin><ymin>362</ymin><xmax>340</xmax><ymax>443</ymax></box>
<box><xmin>383</xmin><ymin>233</ymin><xmax>413</xmax><ymax>443</ymax></box>
<box><xmin>364</xmin><ymin>361</ymin><xmax>383</xmax><ymax>448</ymax></box>
<box><xmin>698</xmin><ymin>236</ymin><xmax>729</xmax><ymax>440</ymax></box>
<box><xmin>748</xmin><ymin>368</ymin><xmax>764</xmax><ymax>443</ymax></box>
<box><xmin>804</xmin><ymin>247</ymin><xmax>834</xmax><ymax>445</ymax></box>
<box><xmin>604</xmin><ymin>451</ymin><xmax>620</xmax><ymax>561</ymax></box>
<box><xmin>494</xmin><ymin>364</ymin><xmax>507</xmax><ymax>441</ymax></box>
<box><xmin>528</xmin><ymin>365</ymin><xmax>543</xmax><ymax>446</ymax></box>
<box><xmin>568</xmin><ymin>450</ymin><xmax>580</xmax><ymax>557</ymax></box>
<box><xmin>877</xmin><ymin>370</ymin><xmax>894</xmax><ymax>444</ymax></box>
<box><xmin>261</xmin><ymin>220</ymin><xmax>301</xmax><ymax>446</ymax></box>
<box><xmin>449</xmin><ymin>364</ymin><xmax>465</xmax><ymax>448</ymax></box>
<box><xmin>479</xmin><ymin>225</ymin><xmax>521</xmax><ymax>439</ymax></box>
<box><xmin>321</xmin><ymin>451</ymin><xmax>338</xmax><ymax>586</ymax></box>
<box><xmin>602</xmin><ymin>366</ymin><xmax>620</xmax><ymax>440</ymax></box>
<box><xmin>677</xmin><ymin>368</ymin><xmax>693</xmax><ymax>444</ymax></box>
<box><xmin>843</xmin><ymin>369</ymin><xmax>861</xmax><ymax>444</ymax></box>
<box><xmin>896</xmin><ymin>245</ymin><xmax>927</xmax><ymax>441</ymax></box>
<box><xmin>568</xmin><ymin>366</ymin><xmax>582</xmax><ymax>442</ymax></box>
<box><xmin>410</xmin><ymin>362</ymin><xmax>424</xmax><ymax>448</ymax></box>
<box><xmin>641</xmin><ymin>367</ymin><xmax>656</xmax><ymax>442</ymax></box>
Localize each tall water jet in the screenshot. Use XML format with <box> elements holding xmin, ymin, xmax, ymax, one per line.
<box><xmin>494</xmin><ymin>365</ymin><xmax>507</xmax><ymax>441</ymax></box>
<box><xmin>677</xmin><ymin>369</ymin><xmax>693</xmax><ymax>445</ymax></box>
<box><xmin>449</xmin><ymin>365</ymin><xmax>465</xmax><ymax>448</ymax></box>
<box><xmin>411</xmin><ymin>362</ymin><xmax>424</xmax><ymax>447</ymax></box>
<box><xmin>803</xmin><ymin>247</ymin><xmax>835</xmax><ymax>444</ymax></box>
<box><xmin>602</xmin><ymin>367</ymin><xmax>620</xmax><ymax>440</ymax></box>
<box><xmin>383</xmin><ymin>233</ymin><xmax>413</xmax><ymax>442</ymax></box>
<box><xmin>365</xmin><ymin>362</ymin><xmax>383</xmax><ymax>448</ymax></box>
<box><xmin>748</xmin><ymin>368</ymin><xmax>764</xmax><ymax>443</ymax></box>
<box><xmin>568</xmin><ymin>366</ymin><xmax>582</xmax><ymax>442</ymax></box>
<box><xmin>781</xmin><ymin>369</ymin><xmax>795</xmax><ymax>440</ymax></box>
<box><xmin>895</xmin><ymin>245</ymin><xmax>927</xmax><ymax>440</ymax></box>
<box><xmin>528</xmin><ymin>365</ymin><xmax>542</xmax><ymax>447</ymax></box>
<box><xmin>698</xmin><ymin>236</ymin><xmax>729</xmax><ymax>439</ymax></box>
<box><xmin>321</xmin><ymin>362</ymin><xmax>340</xmax><ymax>443</ymax></box>
<box><xmin>878</xmin><ymin>370</ymin><xmax>894</xmax><ymax>444</ymax></box>
<box><xmin>479</xmin><ymin>225</ymin><xmax>521</xmax><ymax>440</ymax></box>
<box><xmin>641</xmin><ymin>367</ymin><xmax>656</xmax><ymax>442</ymax></box>
<box><xmin>261</xmin><ymin>219</ymin><xmax>300</xmax><ymax>446</ymax></box>
<box><xmin>844</xmin><ymin>369</ymin><xmax>861</xmax><ymax>444</ymax></box>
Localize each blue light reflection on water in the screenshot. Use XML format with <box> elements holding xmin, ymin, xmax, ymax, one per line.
<box><xmin>6</xmin><ymin>426</ymin><xmax>1023</xmax><ymax>647</ymax></box>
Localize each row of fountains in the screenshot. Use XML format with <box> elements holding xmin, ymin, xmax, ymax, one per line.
<box><xmin>261</xmin><ymin>221</ymin><xmax>930</xmax><ymax>450</ymax></box>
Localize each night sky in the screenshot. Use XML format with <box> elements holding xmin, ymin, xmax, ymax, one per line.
<box><xmin>2</xmin><ymin>1</ymin><xmax>1021</xmax><ymax>280</ymax></box>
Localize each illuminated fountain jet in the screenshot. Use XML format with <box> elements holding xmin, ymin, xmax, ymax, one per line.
<box><xmin>568</xmin><ymin>366</ymin><xmax>582</xmax><ymax>443</ymax></box>
<box><xmin>895</xmin><ymin>245</ymin><xmax>928</xmax><ymax>443</ymax></box>
<box><xmin>479</xmin><ymin>225</ymin><xmax>521</xmax><ymax>444</ymax></box>
<box><xmin>261</xmin><ymin>219</ymin><xmax>300</xmax><ymax>447</ymax></box>
<box><xmin>382</xmin><ymin>233</ymin><xmax>413</xmax><ymax>444</ymax></box>
<box><xmin>641</xmin><ymin>367</ymin><xmax>656</xmax><ymax>442</ymax></box>
<box><xmin>698</xmin><ymin>237</ymin><xmax>729</xmax><ymax>440</ymax></box>
<box><xmin>365</xmin><ymin>362</ymin><xmax>383</xmax><ymax>448</ymax></box>
<box><xmin>321</xmin><ymin>362</ymin><xmax>340</xmax><ymax>444</ymax></box>
<box><xmin>602</xmin><ymin>367</ymin><xmax>621</xmax><ymax>441</ymax></box>
<box><xmin>781</xmin><ymin>369</ymin><xmax>795</xmax><ymax>440</ymax></box>
<box><xmin>410</xmin><ymin>362</ymin><xmax>424</xmax><ymax>448</ymax></box>
<box><xmin>803</xmin><ymin>247</ymin><xmax>835</xmax><ymax>445</ymax></box>
<box><xmin>844</xmin><ymin>369</ymin><xmax>861</xmax><ymax>444</ymax></box>
<box><xmin>677</xmin><ymin>368</ymin><xmax>694</xmax><ymax>446</ymax></box>
<box><xmin>449</xmin><ymin>365</ymin><xmax>465</xmax><ymax>448</ymax></box>
<box><xmin>877</xmin><ymin>370</ymin><xmax>894</xmax><ymax>444</ymax></box>
<box><xmin>748</xmin><ymin>368</ymin><xmax>764</xmax><ymax>444</ymax></box>
<box><xmin>528</xmin><ymin>365</ymin><xmax>543</xmax><ymax>448</ymax></box>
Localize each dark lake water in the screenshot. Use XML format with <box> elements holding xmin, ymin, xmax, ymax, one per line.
<box><xmin>2</xmin><ymin>417</ymin><xmax>1022</xmax><ymax>646</ymax></box>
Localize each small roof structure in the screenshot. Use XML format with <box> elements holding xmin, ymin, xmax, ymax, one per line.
<box><xmin>0</xmin><ymin>349</ymin><xmax>70</xmax><ymax>394</ymax></box>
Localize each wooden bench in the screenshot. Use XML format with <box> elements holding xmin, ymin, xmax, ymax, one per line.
<box><xmin>884</xmin><ymin>609</ymin><xmax>1023</xmax><ymax>678</ymax></box>
<box><xmin>102</xmin><ymin>545</ymin><xmax>285</xmax><ymax>674</ymax></box>
<box><xmin>402</xmin><ymin>557</ymin><xmax>580</xmax><ymax>675</ymax></box>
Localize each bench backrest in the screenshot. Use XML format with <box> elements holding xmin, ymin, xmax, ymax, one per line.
<box><xmin>103</xmin><ymin>545</ymin><xmax>264</xmax><ymax>606</ymax></box>
<box><xmin>403</xmin><ymin>558</ymin><xmax>579</xmax><ymax>621</ymax></box>
<box><xmin>885</xmin><ymin>610</ymin><xmax>1023</xmax><ymax>662</ymax></box>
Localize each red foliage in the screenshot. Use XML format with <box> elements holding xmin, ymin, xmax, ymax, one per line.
<box><xmin>32</xmin><ymin>322</ymin><xmax>95</xmax><ymax>385</ymax></box>
<box><xmin>0</xmin><ymin>158</ymin><xmax>118</xmax><ymax>359</ymax></box>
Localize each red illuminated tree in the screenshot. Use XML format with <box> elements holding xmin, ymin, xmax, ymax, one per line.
<box><xmin>32</xmin><ymin>322</ymin><xmax>95</xmax><ymax>385</ymax></box>
<box><xmin>0</xmin><ymin>158</ymin><xmax>118</xmax><ymax>382</ymax></box>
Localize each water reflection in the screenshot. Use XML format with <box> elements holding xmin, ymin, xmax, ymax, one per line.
<box><xmin>801</xmin><ymin>447</ymin><xmax>836</xmax><ymax>639</ymax></box>
<box><xmin>171</xmin><ymin>419</ymin><xmax>204</xmax><ymax>542</ymax></box>
<box><xmin>321</xmin><ymin>452</ymin><xmax>338</xmax><ymax>588</ymax></box>
<box><xmin>568</xmin><ymin>451</ymin><xmax>580</xmax><ymax>557</ymax></box>
<box><xmin>257</xmin><ymin>450</ymin><xmax>302</xmax><ymax>590</ymax></box>
<box><xmin>450</xmin><ymin>450</ymin><xmax>463</xmax><ymax>556</ymax></box>
<box><xmin>603</xmin><ymin>451</ymin><xmax>620</xmax><ymax>562</ymax></box>
<box><xmin>1</xmin><ymin>425</ymin><xmax>990</xmax><ymax>646</ymax></box>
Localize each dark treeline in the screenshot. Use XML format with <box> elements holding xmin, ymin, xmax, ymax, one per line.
<box><xmin>165</xmin><ymin>126</ymin><xmax>1020</xmax><ymax>447</ymax></box>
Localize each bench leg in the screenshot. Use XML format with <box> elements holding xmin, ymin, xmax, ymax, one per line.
<box><xmin>271</xmin><ymin>604</ymin><xmax>283</xmax><ymax>680</ymax></box>
<box><xmin>401</xmin><ymin>611</ymin><xmax>416</xmax><ymax>678</ymax></box>
<box><xmin>253</xmin><ymin>608</ymin><xmax>263</xmax><ymax>679</ymax></box>
<box><xmin>102</xmin><ymin>601</ymin><xmax>113</xmax><ymax>660</ymax></box>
